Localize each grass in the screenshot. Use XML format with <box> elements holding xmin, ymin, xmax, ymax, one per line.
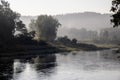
<box><xmin>80</xmin><ymin>40</ymin><xmax>119</xmax><ymax>48</ymax></box>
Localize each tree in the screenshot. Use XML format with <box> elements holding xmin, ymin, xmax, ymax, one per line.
<box><xmin>15</xmin><ymin>21</ymin><xmax>27</xmax><ymax>35</ymax></box>
<box><xmin>0</xmin><ymin>0</ymin><xmax>26</xmax><ymax>45</ymax></box>
<box><xmin>72</xmin><ymin>38</ymin><xmax>77</xmax><ymax>44</ymax></box>
<box><xmin>57</xmin><ymin>36</ymin><xmax>71</xmax><ymax>44</ymax></box>
<box><xmin>29</xmin><ymin>15</ymin><xmax>61</xmax><ymax>42</ymax></box>
<box><xmin>29</xmin><ymin>19</ymin><xmax>36</xmax><ymax>32</ymax></box>
<box><xmin>111</xmin><ymin>0</ymin><xmax>120</xmax><ymax>27</ymax></box>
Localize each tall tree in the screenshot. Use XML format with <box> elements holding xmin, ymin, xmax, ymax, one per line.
<box><xmin>111</xmin><ymin>0</ymin><xmax>120</xmax><ymax>27</ymax></box>
<box><xmin>29</xmin><ymin>15</ymin><xmax>61</xmax><ymax>42</ymax></box>
<box><xmin>0</xmin><ymin>0</ymin><xmax>26</xmax><ymax>45</ymax></box>
<box><xmin>29</xmin><ymin>19</ymin><xmax>36</xmax><ymax>32</ymax></box>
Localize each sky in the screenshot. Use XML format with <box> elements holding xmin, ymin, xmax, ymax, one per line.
<box><xmin>7</xmin><ymin>0</ymin><xmax>112</xmax><ymax>16</ymax></box>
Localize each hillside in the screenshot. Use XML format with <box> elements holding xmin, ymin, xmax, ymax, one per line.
<box><xmin>20</xmin><ymin>12</ymin><xmax>112</xmax><ymax>37</ymax></box>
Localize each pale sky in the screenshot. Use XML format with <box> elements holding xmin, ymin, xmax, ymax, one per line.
<box><xmin>7</xmin><ymin>0</ymin><xmax>112</xmax><ymax>16</ymax></box>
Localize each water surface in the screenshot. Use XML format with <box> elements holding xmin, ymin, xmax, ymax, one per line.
<box><xmin>0</xmin><ymin>50</ymin><xmax>120</xmax><ymax>80</ymax></box>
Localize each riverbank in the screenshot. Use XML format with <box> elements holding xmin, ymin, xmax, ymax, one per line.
<box><xmin>51</xmin><ymin>41</ymin><xmax>108</xmax><ymax>51</ymax></box>
<box><xmin>0</xmin><ymin>41</ymin><xmax>109</xmax><ymax>57</ymax></box>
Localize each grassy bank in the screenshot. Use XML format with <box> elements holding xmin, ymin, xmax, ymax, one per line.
<box><xmin>0</xmin><ymin>41</ymin><xmax>108</xmax><ymax>57</ymax></box>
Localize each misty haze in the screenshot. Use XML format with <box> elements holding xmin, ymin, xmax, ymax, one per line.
<box><xmin>1</xmin><ymin>0</ymin><xmax>120</xmax><ymax>80</ymax></box>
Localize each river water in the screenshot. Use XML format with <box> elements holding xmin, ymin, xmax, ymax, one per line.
<box><xmin>0</xmin><ymin>49</ymin><xmax>120</xmax><ymax>80</ymax></box>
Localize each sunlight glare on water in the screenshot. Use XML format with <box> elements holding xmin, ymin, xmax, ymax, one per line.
<box><xmin>14</xmin><ymin>63</ymin><xmax>40</xmax><ymax>80</ymax></box>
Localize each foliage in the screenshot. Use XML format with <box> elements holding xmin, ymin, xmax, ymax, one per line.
<box><xmin>56</xmin><ymin>36</ymin><xmax>78</xmax><ymax>45</ymax></box>
<box><xmin>29</xmin><ymin>15</ymin><xmax>61</xmax><ymax>42</ymax></box>
<box><xmin>111</xmin><ymin>0</ymin><xmax>120</xmax><ymax>27</ymax></box>
<box><xmin>94</xmin><ymin>28</ymin><xmax>120</xmax><ymax>44</ymax></box>
<box><xmin>67</xmin><ymin>28</ymin><xmax>98</xmax><ymax>41</ymax></box>
<box><xmin>55</xmin><ymin>36</ymin><xmax>101</xmax><ymax>51</ymax></box>
<box><xmin>57</xmin><ymin>36</ymin><xmax>71</xmax><ymax>44</ymax></box>
<box><xmin>15</xmin><ymin>21</ymin><xmax>27</xmax><ymax>35</ymax></box>
<box><xmin>72</xmin><ymin>38</ymin><xmax>77</xmax><ymax>44</ymax></box>
<box><xmin>15</xmin><ymin>30</ymin><xmax>36</xmax><ymax>45</ymax></box>
<box><xmin>0</xmin><ymin>0</ymin><xmax>27</xmax><ymax>45</ymax></box>
<box><xmin>29</xmin><ymin>19</ymin><xmax>36</xmax><ymax>32</ymax></box>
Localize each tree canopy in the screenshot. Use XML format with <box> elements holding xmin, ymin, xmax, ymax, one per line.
<box><xmin>29</xmin><ymin>15</ymin><xmax>61</xmax><ymax>42</ymax></box>
<box><xmin>111</xmin><ymin>0</ymin><xmax>120</xmax><ymax>27</ymax></box>
<box><xmin>0</xmin><ymin>0</ymin><xmax>28</xmax><ymax>45</ymax></box>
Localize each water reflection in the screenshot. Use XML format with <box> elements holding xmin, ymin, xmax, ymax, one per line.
<box><xmin>0</xmin><ymin>54</ymin><xmax>56</xmax><ymax>80</ymax></box>
<box><xmin>32</xmin><ymin>54</ymin><xmax>56</xmax><ymax>70</ymax></box>
<box><xmin>0</xmin><ymin>58</ymin><xmax>13</xmax><ymax>80</ymax></box>
<box><xmin>0</xmin><ymin>50</ymin><xmax>120</xmax><ymax>80</ymax></box>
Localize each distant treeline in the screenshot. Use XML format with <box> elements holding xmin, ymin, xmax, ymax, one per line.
<box><xmin>59</xmin><ymin>27</ymin><xmax>120</xmax><ymax>44</ymax></box>
<box><xmin>62</xmin><ymin>28</ymin><xmax>98</xmax><ymax>41</ymax></box>
<box><xmin>95</xmin><ymin>28</ymin><xmax>120</xmax><ymax>44</ymax></box>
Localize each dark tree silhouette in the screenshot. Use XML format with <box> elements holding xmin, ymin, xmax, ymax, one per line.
<box><xmin>0</xmin><ymin>0</ymin><xmax>27</xmax><ymax>45</ymax></box>
<box><xmin>57</xmin><ymin>36</ymin><xmax>71</xmax><ymax>45</ymax></box>
<box><xmin>72</xmin><ymin>38</ymin><xmax>77</xmax><ymax>44</ymax></box>
<box><xmin>15</xmin><ymin>21</ymin><xmax>27</xmax><ymax>35</ymax></box>
<box><xmin>111</xmin><ymin>0</ymin><xmax>120</xmax><ymax>27</ymax></box>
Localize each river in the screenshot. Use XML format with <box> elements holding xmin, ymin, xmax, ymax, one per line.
<box><xmin>0</xmin><ymin>49</ymin><xmax>120</xmax><ymax>80</ymax></box>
